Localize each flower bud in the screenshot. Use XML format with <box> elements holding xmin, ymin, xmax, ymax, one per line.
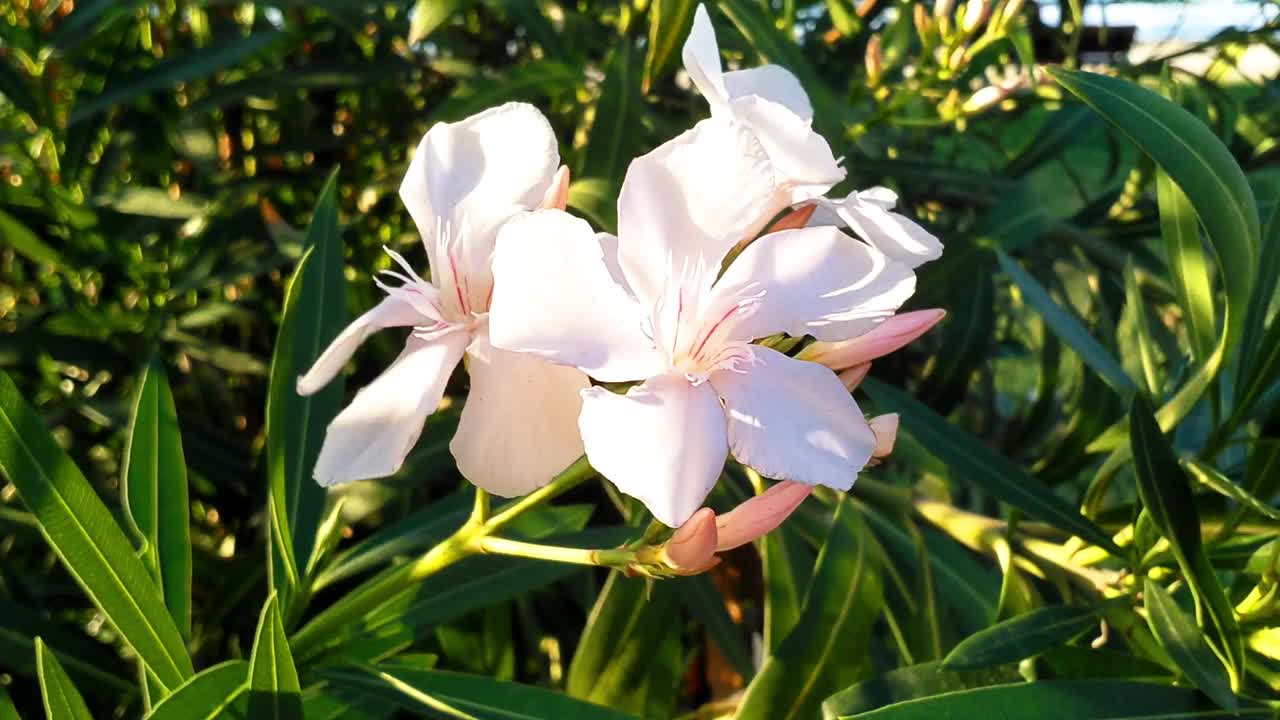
<box><xmin>933</xmin><ymin>0</ymin><xmax>955</xmax><ymax>20</ymax></box>
<box><xmin>663</xmin><ymin>507</ymin><xmax>720</xmax><ymax>574</ymax></box>
<box><xmin>870</xmin><ymin>413</ymin><xmax>899</xmax><ymax>458</ymax></box>
<box><xmin>839</xmin><ymin>363</ymin><xmax>871</xmax><ymax>391</ymax></box>
<box><xmin>796</xmin><ymin>309</ymin><xmax>945</xmax><ymax>371</ymax></box>
<box><xmin>865</xmin><ymin>35</ymin><xmax>883</xmax><ymax>88</ymax></box>
<box><xmin>715</xmin><ymin>481</ymin><xmax>812</xmax><ymax>551</ymax></box>
<box><xmin>960</xmin><ymin>0</ymin><xmax>991</xmax><ymax>34</ymax></box>
<box><xmin>914</xmin><ymin>3</ymin><xmax>935</xmax><ymax>46</ymax></box>
<box><xmin>996</xmin><ymin>0</ymin><xmax>1027</xmax><ymax>31</ymax></box>
<box><xmin>539</xmin><ymin>165</ymin><xmax>571</xmax><ymax>211</ymax></box>
<box><xmin>961</xmin><ymin>84</ymin><xmax>1009</xmax><ymax>114</ymax></box>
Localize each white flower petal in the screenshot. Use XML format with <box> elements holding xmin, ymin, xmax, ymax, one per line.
<box><xmin>489</xmin><ymin>210</ymin><xmax>666</xmax><ymax>382</ymax></box>
<box><xmin>616</xmin><ymin>118</ymin><xmax>777</xmax><ymax>304</ymax></box>
<box><xmin>727</xmin><ymin>95</ymin><xmax>844</xmax><ymax>195</ymax></box>
<box><xmin>450</xmin><ymin>333</ymin><xmax>589</xmax><ymax>497</ymax></box>
<box><xmin>713</xmin><ymin>225</ymin><xmax>917</xmax><ymax>342</ymax></box>
<box><xmin>313</xmin><ymin>332</ymin><xmax>470</xmax><ymax>487</ymax></box>
<box><xmin>712</xmin><ymin>346</ymin><xmax>875</xmax><ymax>489</ymax></box>
<box><xmin>399</xmin><ymin>102</ymin><xmax>560</xmax><ymax>304</ymax></box>
<box><xmin>723</xmin><ymin>65</ymin><xmax>813</xmax><ymax>121</ymax></box>
<box><xmin>297</xmin><ymin>296</ymin><xmax>433</xmax><ymax>396</ymax></box>
<box><xmin>811</xmin><ymin>190</ymin><xmax>944</xmax><ymax>268</ymax></box>
<box><xmin>579</xmin><ymin>374</ymin><xmax>728</xmax><ymax>527</ymax></box>
<box><xmin>681</xmin><ymin>4</ymin><xmax>728</xmax><ymax>107</ymax></box>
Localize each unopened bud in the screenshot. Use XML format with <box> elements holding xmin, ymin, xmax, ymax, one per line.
<box><xmin>961</xmin><ymin>84</ymin><xmax>1009</xmax><ymax>114</ymax></box>
<box><xmin>870</xmin><ymin>414</ymin><xmax>899</xmax><ymax>458</ymax></box>
<box><xmin>865</xmin><ymin>35</ymin><xmax>883</xmax><ymax>88</ymax></box>
<box><xmin>997</xmin><ymin>0</ymin><xmax>1027</xmax><ymax>31</ymax></box>
<box><xmin>539</xmin><ymin>165</ymin><xmax>571</xmax><ymax>211</ymax></box>
<box><xmin>663</xmin><ymin>507</ymin><xmax>719</xmax><ymax>574</ymax></box>
<box><xmin>797</xmin><ymin>309</ymin><xmax>946</xmax><ymax>371</ymax></box>
<box><xmin>934</xmin><ymin>0</ymin><xmax>955</xmax><ymax>20</ymax></box>
<box><xmin>839</xmin><ymin>363</ymin><xmax>871</xmax><ymax>390</ymax></box>
<box><xmin>960</xmin><ymin>0</ymin><xmax>991</xmax><ymax>34</ymax></box>
<box><xmin>914</xmin><ymin>3</ymin><xmax>935</xmax><ymax>47</ymax></box>
<box><xmin>716</xmin><ymin>481</ymin><xmax>812</xmax><ymax>551</ymax></box>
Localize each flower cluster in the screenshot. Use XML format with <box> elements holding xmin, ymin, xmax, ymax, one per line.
<box><xmin>298</xmin><ymin>5</ymin><xmax>943</xmax><ymax>552</ymax></box>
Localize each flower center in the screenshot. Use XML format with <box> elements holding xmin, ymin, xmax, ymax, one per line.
<box><xmin>648</xmin><ymin>256</ymin><xmax>764</xmax><ymax>382</ymax></box>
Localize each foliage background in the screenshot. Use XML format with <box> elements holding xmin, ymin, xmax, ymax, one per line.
<box><xmin>1</xmin><ymin>0</ymin><xmax>1279</xmax><ymax>718</ymax></box>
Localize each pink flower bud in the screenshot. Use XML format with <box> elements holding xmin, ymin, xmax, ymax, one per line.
<box><xmin>797</xmin><ymin>309</ymin><xmax>945</xmax><ymax>371</ymax></box>
<box><xmin>839</xmin><ymin>363</ymin><xmax>871</xmax><ymax>391</ymax></box>
<box><xmin>539</xmin><ymin>165</ymin><xmax>571</xmax><ymax>211</ymax></box>
<box><xmin>870</xmin><ymin>413</ymin><xmax>899</xmax><ymax>458</ymax></box>
<box><xmin>664</xmin><ymin>507</ymin><xmax>720</xmax><ymax>574</ymax></box>
<box><xmin>715</xmin><ymin>481</ymin><xmax>813</xmax><ymax>552</ymax></box>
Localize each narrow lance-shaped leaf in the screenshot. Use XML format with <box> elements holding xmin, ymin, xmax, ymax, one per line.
<box><xmin>580</xmin><ymin>41</ymin><xmax>645</xmax><ymax>182</ymax></box>
<box><xmin>0</xmin><ymin>371</ymin><xmax>193</xmax><ymax>690</ymax></box>
<box><xmin>823</xmin><ymin>661</ymin><xmax>1024</xmax><ymax>719</ymax></box>
<box><xmin>1157</xmin><ymin>169</ymin><xmax>1216</xmax><ymax>363</ymax></box>
<box><xmin>643</xmin><ymin>0</ymin><xmax>698</xmax><ymax>92</ymax></box>
<box><xmin>248</xmin><ymin>594</ymin><xmax>303</xmax><ymax>720</ymax></box>
<box><xmin>266</xmin><ymin>168</ymin><xmax>346</xmax><ymax>610</ymax></box>
<box><xmin>0</xmin><ymin>685</ymin><xmax>17</xmax><ymax>720</ymax></box>
<box><xmin>735</xmin><ymin>497</ymin><xmax>884</xmax><ymax>720</ymax></box>
<box><xmin>678</xmin><ymin>574</ymin><xmax>755</xmax><ymax>681</ymax></box>
<box><xmin>36</xmin><ymin>639</ymin><xmax>94</xmax><ymax>720</ymax></box>
<box><xmin>1142</xmin><ymin>579</ymin><xmax>1236</xmax><ymax>710</ymax></box>
<box><xmin>1237</xmin><ymin>188</ymin><xmax>1280</xmax><ymax>407</ymax></box>
<box><xmin>941</xmin><ymin>605</ymin><xmax>1102</xmax><ymax>671</ymax></box>
<box><xmin>122</xmin><ymin>358</ymin><xmax>192</xmax><ymax>638</ymax></box>
<box><xmin>1182</xmin><ymin>458</ymin><xmax>1280</xmax><ymax>522</ymax></box>
<box><xmin>1120</xmin><ymin>257</ymin><xmax>1163</xmax><ymax>395</ymax></box>
<box><xmin>145</xmin><ymin>661</ymin><xmax>251</xmax><ymax>720</ymax></box>
<box><xmin>1129</xmin><ymin>395</ymin><xmax>1243</xmax><ymax>690</ymax></box>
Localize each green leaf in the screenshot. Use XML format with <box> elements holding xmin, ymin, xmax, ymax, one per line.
<box><xmin>325</xmin><ymin>665</ymin><xmax>642</xmax><ymax>719</ymax></box>
<box><xmin>431</xmin><ymin>62</ymin><xmax>581</xmax><ymax>123</ymax></box>
<box><xmin>1129</xmin><ymin>395</ymin><xmax>1243</xmax><ymax>689</ymax></box>
<box><xmin>1237</xmin><ymin>185</ymin><xmax>1280</xmax><ymax>404</ymax></box>
<box><xmin>0</xmin><ymin>599</ymin><xmax>137</xmax><ymax>697</ymax></box>
<box><xmin>407</xmin><ymin>0</ymin><xmax>460</xmax><ymax>44</ymax></box>
<box><xmin>861</xmin><ymin>378</ymin><xmax>1120</xmax><ymax>554</ymax></box>
<box><xmin>121</xmin><ymin>358</ymin><xmax>192</xmax><ymax>638</ymax></box>
<box><xmin>643</xmin><ymin>0</ymin><xmax>698</xmax><ymax>92</ymax></box>
<box><xmin>580</xmin><ymin>42</ymin><xmax>645</xmax><ymax>182</ymax></box>
<box><xmin>761</xmin><ymin>523</ymin><xmax>812</xmax><ymax>654</ymax></box>
<box><xmin>0</xmin><ymin>371</ymin><xmax>193</xmax><ymax>690</ymax></box>
<box><xmin>96</xmin><ymin>187</ymin><xmax>210</xmax><ymax>219</ymax></box>
<box><xmin>1142</xmin><ymin>580</ymin><xmax>1235</xmax><ymax>710</ymax></box>
<box><xmin>941</xmin><ymin>605</ymin><xmax>1101</xmax><ymax>671</ymax></box>
<box><xmin>1119</xmin><ymin>258</ymin><xmax>1164</xmax><ymax>395</ymax></box>
<box><xmin>36</xmin><ymin>639</ymin><xmax>94</xmax><ymax>720</ymax></box>
<box><xmin>997</xmin><ymin>250</ymin><xmax>1135</xmax><ymax>396</ymax></box>
<box><xmin>70</xmin><ymin>31</ymin><xmax>284</xmax><ymax>123</ymax></box>
<box><xmin>1182</xmin><ymin>459</ymin><xmax>1280</xmax><ymax>522</ymax></box>
<box><xmin>0</xmin><ymin>685</ymin><xmax>17</xmax><ymax>720</ymax></box>
<box><xmin>678</xmin><ymin>574</ymin><xmax>754</xmax><ymax>680</ymax></box>
<box><xmin>823</xmin><ymin>661</ymin><xmax>1022</xmax><ymax>719</ymax></box>
<box><xmin>839</xmin><ymin>679</ymin><xmax>1268</xmax><ymax>719</ymax></box>
<box><xmin>736</xmin><ymin>498</ymin><xmax>884</xmax><ymax>720</ymax></box>
<box><xmin>0</xmin><ymin>58</ymin><xmax>40</xmax><ymax>120</ymax></box>
<box><xmin>568</xmin><ymin>178</ymin><xmax>619</xmax><ymax>234</ymax></box>
<box><xmin>248</xmin><ymin>594</ymin><xmax>303</xmax><ymax>720</ymax></box>
<box><xmin>266</xmin><ymin>168</ymin><xmax>345</xmax><ymax>611</ymax></box>
<box><xmin>0</xmin><ymin>208</ymin><xmax>63</xmax><ymax>266</ymax></box>
<box><xmin>567</xmin><ymin>572</ymin><xmax>683</xmax><ymax>718</ymax></box>
<box><xmin>145</xmin><ymin>661</ymin><xmax>250</xmax><ymax>720</ymax></box>
<box><xmin>1157</xmin><ymin>169</ymin><xmax>1216</xmax><ymax>363</ymax></box>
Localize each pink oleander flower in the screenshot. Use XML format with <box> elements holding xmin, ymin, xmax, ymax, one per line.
<box><xmin>296</xmin><ymin>103</ymin><xmax>588</xmax><ymax>495</ymax></box>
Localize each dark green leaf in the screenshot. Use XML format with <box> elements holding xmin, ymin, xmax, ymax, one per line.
<box><xmin>581</xmin><ymin>42</ymin><xmax>645</xmax><ymax>182</ymax></box>
<box><xmin>643</xmin><ymin>0</ymin><xmax>698</xmax><ymax>93</ymax></box>
<box><xmin>760</xmin><ymin>522</ymin><xmax>811</xmax><ymax>653</ymax></box>
<box><xmin>0</xmin><ymin>371</ymin><xmax>193</xmax><ymax>690</ymax></box>
<box><xmin>248</xmin><ymin>594</ymin><xmax>303</xmax><ymax>720</ymax></box>
<box><xmin>823</xmin><ymin>661</ymin><xmax>1022</xmax><ymax>719</ymax></box>
<box><xmin>1182</xmin><ymin>459</ymin><xmax>1280</xmax><ymax>522</ymax></box>
<box><xmin>122</xmin><ymin>358</ymin><xmax>192</xmax><ymax>638</ymax></box>
<box><xmin>36</xmin><ymin>639</ymin><xmax>94</xmax><ymax>720</ymax></box>
<box><xmin>0</xmin><ymin>685</ymin><xmax>17</xmax><ymax>720</ymax></box>
<box><xmin>145</xmin><ymin>661</ymin><xmax>250</xmax><ymax>720</ymax></box>
<box><xmin>0</xmin><ymin>599</ymin><xmax>136</xmax><ymax>697</ymax></box>
<box><xmin>941</xmin><ymin>605</ymin><xmax>1101</xmax><ymax>671</ymax></box>
<box><xmin>678</xmin><ymin>574</ymin><xmax>754</xmax><ymax>681</ymax></box>
<box><xmin>0</xmin><ymin>208</ymin><xmax>62</xmax><ymax>266</ymax></box>
<box><xmin>1142</xmin><ymin>579</ymin><xmax>1235</xmax><ymax>710</ymax></box>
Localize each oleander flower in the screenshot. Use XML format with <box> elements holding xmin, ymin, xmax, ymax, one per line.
<box><xmin>488</xmin><ymin>119</ymin><xmax>917</xmax><ymax>526</ymax></box>
<box><xmin>296</xmin><ymin>103</ymin><xmax>588</xmax><ymax>495</ymax></box>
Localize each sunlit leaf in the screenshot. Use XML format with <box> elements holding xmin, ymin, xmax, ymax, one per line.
<box><xmin>248</xmin><ymin>594</ymin><xmax>303</xmax><ymax>720</ymax></box>
<box><xmin>1142</xmin><ymin>579</ymin><xmax>1236</xmax><ymax>710</ymax></box>
<box><xmin>35</xmin><ymin>639</ymin><xmax>94</xmax><ymax>720</ymax></box>
<box><xmin>941</xmin><ymin>605</ymin><xmax>1102</xmax><ymax>671</ymax></box>
<box><xmin>145</xmin><ymin>661</ymin><xmax>250</xmax><ymax>720</ymax></box>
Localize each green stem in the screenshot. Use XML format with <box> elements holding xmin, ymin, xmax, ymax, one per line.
<box><xmin>477</xmin><ymin>536</ymin><xmax>634</xmax><ymax>568</ymax></box>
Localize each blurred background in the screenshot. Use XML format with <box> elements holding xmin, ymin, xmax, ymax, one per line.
<box><xmin>1</xmin><ymin>0</ymin><xmax>1278</xmax><ymax>717</ymax></box>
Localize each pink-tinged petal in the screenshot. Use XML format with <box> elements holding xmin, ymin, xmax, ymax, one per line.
<box><xmin>838</xmin><ymin>363</ymin><xmax>871</xmax><ymax>391</ymax></box>
<box><xmin>616</xmin><ymin>118</ymin><xmax>777</xmax><ymax>305</ymax></box>
<box><xmin>539</xmin><ymin>165</ymin><xmax>571</xmax><ymax>211</ymax></box>
<box><xmin>399</xmin><ymin>102</ymin><xmax>560</xmax><ymax>304</ymax></box>
<box><xmin>297</xmin><ymin>295</ymin><xmax>436</xmax><ymax>396</ymax></box>
<box><xmin>723</xmin><ymin>65</ymin><xmax>813</xmax><ymax>121</ymax></box>
<box><xmin>312</xmin><ymin>332</ymin><xmax>470</xmax><ymax>487</ymax></box>
<box><xmin>727</xmin><ymin>95</ymin><xmax>844</xmax><ymax>196</ymax></box>
<box><xmin>711</xmin><ymin>346</ymin><xmax>875</xmax><ymax>490</ymax></box>
<box><xmin>681</xmin><ymin>4</ymin><xmax>729</xmax><ymax>107</ymax></box>
<box><xmin>712</xmin><ymin>225</ymin><xmax>917</xmax><ymax>343</ymax></box>
<box><xmin>579</xmin><ymin>374</ymin><xmax>728</xmax><ymax>527</ymax></box>
<box><xmin>450</xmin><ymin>332</ymin><xmax>589</xmax><ymax>497</ymax></box>
<box><xmin>869</xmin><ymin>413</ymin><xmax>899</xmax><ymax>458</ymax></box>
<box><xmin>489</xmin><ymin>210</ymin><xmax>666</xmax><ymax>382</ymax></box>
<box><xmin>665</xmin><ymin>507</ymin><xmax>720</xmax><ymax>574</ymax></box>
<box><xmin>715</xmin><ymin>481</ymin><xmax>813</xmax><ymax>551</ymax></box>
<box><xmin>796</xmin><ymin>309</ymin><xmax>946</xmax><ymax>370</ymax></box>
<box><xmin>810</xmin><ymin>190</ymin><xmax>944</xmax><ymax>268</ymax></box>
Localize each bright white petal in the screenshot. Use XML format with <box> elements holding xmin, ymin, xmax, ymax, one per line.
<box><xmin>713</xmin><ymin>225</ymin><xmax>917</xmax><ymax>342</ymax></box>
<box><xmin>681</xmin><ymin>4</ymin><xmax>728</xmax><ymax>107</ymax></box>
<box><xmin>616</xmin><ymin>118</ymin><xmax>777</xmax><ymax>304</ymax></box>
<box><xmin>489</xmin><ymin>210</ymin><xmax>666</xmax><ymax>382</ymax></box>
<box><xmin>579</xmin><ymin>374</ymin><xmax>727</xmax><ymax>527</ymax></box>
<box><xmin>723</xmin><ymin>65</ymin><xmax>812</xmax><ymax>121</ymax></box>
<box><xmin>399</xmin><ymin>102</ymin><xmax>559</xmax><ymax>305</ymax></box>
<box><xmin>728</xmin><ymin>95</ymin><xmax>844</xmax><ymax>194</ymax></box>
<box><xmin>811</xmin><ymin>190</ymin><xmax>944</xmax><ymax>268</ymax></box>
<box><xmin>297</xmin><ymin>296</ymin><xmax>432</xmax><ymax>396</ymax></box>
<box><xmin>712</xmin><ymin>346</ymin><xmax>875</xmax><ymax>489</ymax></box>
<box><xmin>313</xmin><ymin>332</ymin><xmax>469</xmax><ymax>487</ymax></box>
<box><xmin>450</xmin><ymin>333</ymin><xmax>589</xmax><ymax>497</ymax></box>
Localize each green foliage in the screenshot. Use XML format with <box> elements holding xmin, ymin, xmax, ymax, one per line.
<box><xmin>1</xmin><ymin>1</ymin><xmax>1279</xmax><ymax>718</ymax></box>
